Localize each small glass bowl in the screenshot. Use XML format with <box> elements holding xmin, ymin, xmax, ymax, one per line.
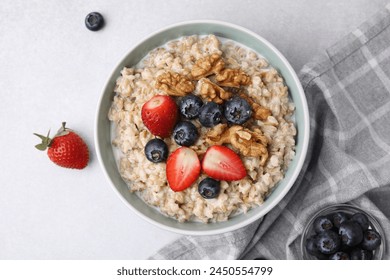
<box><xmin>301</xmin><ymin>204</ymin><xmax>386</xmax><ymax>260</ymax></box>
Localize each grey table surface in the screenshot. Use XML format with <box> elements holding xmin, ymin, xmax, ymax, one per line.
<box><xmin>1</xmin><ymin>0</ymin><xmax>388</xmax><ymax>259</ymax></box>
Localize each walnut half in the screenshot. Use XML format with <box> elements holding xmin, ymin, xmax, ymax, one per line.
<box><xmin>215</xmin><ymin>68</ymin><xmax>252</xmax><ymax>88</ymax></box>
<box><xmin>155</xmin><ymin>72</ymin><xmax>195</xmax><ymax>96</ymax></box>
<box><xmin>196</xmin><ymin>78</ymin><xmax>232</xmax><ymax>104</ymax></box>
<box><xmin>206</xmin><ymin>124</ymin><xmax>269</xmax><ymax>166</ymax></box>
<box><xmin>191</xmin><ymin>54</ymin><xmax>225</xmax><ymax>80</ymax></box>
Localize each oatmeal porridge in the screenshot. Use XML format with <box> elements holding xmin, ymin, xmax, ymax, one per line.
<box><xmin>108</xmin><ymin>35</ymin><xmax>296</xmax><ymax>223</ymax></box>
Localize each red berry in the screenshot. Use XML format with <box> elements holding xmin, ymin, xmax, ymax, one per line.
<box><xmin>202</xmin><ymin>145</ymin><xmax>246</xmax><ymax>181</ymax></box>
<box><xmin>34</xmin><ymin>122</ymin><xmax>89</xmax><ymax>169</ymax></box>
<box><xmin>141</xmin><ymin>95</ymin><xmax>178</xmax><ymax>138</ymax></box>
<box><xmin>166</xmin><ymin>147</ymin><xmax>201</xmax><ymax>192</ymax></box>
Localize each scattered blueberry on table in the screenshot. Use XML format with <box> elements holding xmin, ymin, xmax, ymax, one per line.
<box><xmin>85</xmin><ymin>12</ymin><xmax>104</xmax><ymax>31</ymax></box>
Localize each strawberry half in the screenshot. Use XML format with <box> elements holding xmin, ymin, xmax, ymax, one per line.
<box><xmin>141</xmin><ymin>95</ymin><xmax>178</xmax><ymax>138</ymax></box>
<box><xmin>34</xmin><ymin>122</ymin><xmax>89</xmax><ymax>169</ymax></box>
<box><xmin>202</xmin><ymin>145</ymin><xmax>246</xmax><ymax>181</ymax></box>
<box><xmin>166</xmin><ymin>147</ymin><xmax>201</xmax><ymax>192</ymax></box>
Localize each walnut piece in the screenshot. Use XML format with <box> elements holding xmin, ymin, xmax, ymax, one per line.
<box><xmin>155</xmin><ymin>72</ymin><xmax>195</xmax><ymax>96</ymax></box>
<box><xmin>206</xmin><ymin>124</ymin><xmax>269</xmax><ymax>165</ymax></box>
<box><xmin>191</xmin><ymin>54</ymin><xmax>225</xmax><ymax>80</ymax></box>
<box><xmin>197</xmin><ymin>78</ymin><xmax>232</xmax><ymax>104</ymax></box>
<box><xmin>215</xmin><ymin>68</ymin><xmax>251</xmax><ymax>88</ymax></box>
<box><xmin>239</xmin><ymin>93</ymin><xmax>271</xmax><ymax>121</ymax></box>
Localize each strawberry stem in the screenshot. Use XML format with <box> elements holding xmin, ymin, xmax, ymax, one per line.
<box><xmin>56</xmin><ymin>122</ymin><xmax>67</xmax><ymax>135</ymax></box>
<box><xmin>33</xmin><ymin>129</ymin><xmax>52</xmax><ymax>151</ymax></box>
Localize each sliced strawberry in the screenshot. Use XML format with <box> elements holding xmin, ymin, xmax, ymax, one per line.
<box><xmin>202</xmin><ymin>145</ymin><xmax>246</xmax><ymax>181</ymax></box>
<box><xmin>141</xmin><ymin>95</ymin><xmax>178</xmax><ymax>138</ymax></box>
<box><xmin>166</xmin><ymin>147</ymin><xmax>201</xmax><ymax>192</ymax></box>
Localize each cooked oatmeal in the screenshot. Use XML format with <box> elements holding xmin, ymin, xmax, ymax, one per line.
<box><xmin>108</xmin><ymin>35</ymin><xmax>296</xmax><ymax>223</ymax></box>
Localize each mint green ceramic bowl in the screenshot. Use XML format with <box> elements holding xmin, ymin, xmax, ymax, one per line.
<box><xmin>95</xmin><ymin>20</ymin><xmax>310</xmax><ymax>235</ymax></box>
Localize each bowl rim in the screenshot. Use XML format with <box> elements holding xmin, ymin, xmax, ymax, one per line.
<box><xmin>94</xmin><ymin>19</ymin><xmax>310</xmax><ymax>235</ymax></box>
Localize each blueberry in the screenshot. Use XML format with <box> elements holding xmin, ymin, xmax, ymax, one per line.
<box><xmin>340</xmin><ymin>244</ymin><xmax>354</xmax><ymax>253</ymax></box>
<box><xmin>329</xmin><ymin>251</ymin><xmax>350</xmax><ymax>260</ymax></box>
<box><xmin>198</xmin><ymin>102</ymin><xmax>223</xmax><ymax>127</ymax></box>
<box><xmin>350</xmin><ymin>248</ymin><xmax>373</xmax><ymax>260</ymax></box>
<box><xmin>315</xmin><ymin>230</ymin><xmax>341</xmax><ymax>255</ymax></box>
<box><xmin>179</xmin><ymin>95</ymin><xmax>203</xmax><ymax>119</ymax></box>
<box><xmin>350</xmin><ymin>212</ymin><xmax>370</xmax><ymax>231</ymax></box>
<box><xmin>144</xmin><ymin>138</ymin><xmax>168</xmax><ymax>163</ymax></box>
<box><xmin>305</xmin><ymin>236</ymin><xmax>327</xmax><ymax>259</ymax></box>
<box><xmin>173</xmin><ymin>121</ymin><xmax>199</xmax><ymax>146</ymax></box>
<box><xmin>361</xmin><ymin>230</ymin><xmax>382</xmax><ymax>251</ymax></box>
<box><xmin>224</xmin><ymin>97</ymin><xmax>252</xmax><ymax>124</ymax></box>
<box><xmin>332</xmin><ymin>212</ymin><xmax>349</xmax><ymax>228</ymax></box>
<box><xmin>339</xmin><ymin>221</ymin><xmax>363</xmax><ymax>247</ymax></box>
<box><xmin>198</xmin><ymin>178</ymin><xmax>220</xmax><ymax>199</ymax></box>
<box><xmin>85</xmin><ymin>12</ymin><xmax>104</xmax><ymax>31</ymax></box>
<box><xmin>313</xmin><ymin>216</ymin><xmax>334</xmax><ymax>233</ymax></box>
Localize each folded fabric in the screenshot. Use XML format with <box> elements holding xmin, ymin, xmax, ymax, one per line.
<box><xmin>150</xmin><ymin>4</ymin><xmax>390</xmax><ymax>260</ymax></box>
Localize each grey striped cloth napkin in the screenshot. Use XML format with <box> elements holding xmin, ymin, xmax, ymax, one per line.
<box><xmin>150</xmin><ymin>4</ymin><xmax>390</xmax><ymax>260</ymax></box>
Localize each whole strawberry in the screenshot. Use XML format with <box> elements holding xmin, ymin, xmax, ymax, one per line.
<box><xmin>141</xmin><ymin>95</ymin><xmax>178</xmax><ymax>138</ymax></box>
<box><xmin>34</xmin><ymin>122</ymin><xmax>89</xmax><ymax>169</ymax></box>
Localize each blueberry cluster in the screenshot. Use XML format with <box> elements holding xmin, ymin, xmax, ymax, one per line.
<box><xmin>306</xmin><ymin>211</ymin><xmax>382</xmax><ymax>260</ymax></box>
<box><xmin>180</xmin><ymin>94</ymin><xmax>252</xmax><ymax>128</ymax></box>
<box><xmin>173</xmin><ymin>94</ymin><xmax>252</xmax><ymax>148</ymax></box>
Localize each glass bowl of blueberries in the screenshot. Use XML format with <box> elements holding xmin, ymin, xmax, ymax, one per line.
<box><xmin>301</xmin><ymin>204</ymin><xmax>386</xmax><ymax>260</ymax></box>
